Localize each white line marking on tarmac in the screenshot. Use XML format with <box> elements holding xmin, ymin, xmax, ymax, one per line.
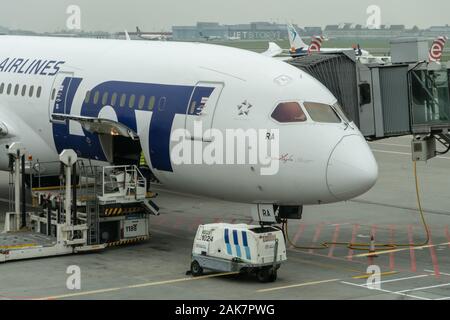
<box><xmin>371</xmin><ymin>149</ymin><xmax>450</xmax><ymax>160</ymax></box>
<box><xmin>257</xmin><ymin>278</ymin><xmax>340</xmax><ymax>293</ymax></box>
<box><xmin>354</xmin><ymin>274</ymin><xmax>429</xmax><ymax>287</ymax></box>
<box><xmin>351</xmin><ymin>242</ymin><xmax>450</xmax><ymax>258</ymax></box>
<box><xmin>396</xmin><ymin>282</ymin><xmax>450</xmax><ymax>293</ymax></box>
<box><xmin>369</xmin><ymin>142</ymin><xmax>410</xmax><ymax>148</ymax></box>
<box><xmin>340</xmin><ymin>281</ymin><xmax>431</xmax><ymax>300</ymax></box>
<box><xmin>34</xmin><ymin>272</ymin><xmax>239</xmax><ymax>300</ymax></box>
<box><xmin>425</xmin><ymin>269</ymin><xmax>450</xmax><ymax>276</ymax></box>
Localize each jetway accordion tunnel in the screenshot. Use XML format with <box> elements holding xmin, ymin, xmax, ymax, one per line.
<box><xmin>287</xmin><ymin>45</ymin><xmax>450</xmax><ymax>142</ymax></box>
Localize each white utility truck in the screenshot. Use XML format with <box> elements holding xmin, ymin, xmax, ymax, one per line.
<box><xmin>190</xmin><ymin>223</ymin><xmax>287</xmax><ymax>282</ymax></box>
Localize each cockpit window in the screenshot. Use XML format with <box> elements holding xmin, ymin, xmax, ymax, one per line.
<box><xmin>271</xmin><ymin>102</ymin><xmax>307</xmax><ymax>123</ymax></box>
<box><xmin>332</xmin><ymin>103</ymin><xmax>350</xmax><ymax>123</ymax></box>
<box><xmin>303</xmin><ymin>102</ymin><xmax>341</xmax><ymax>123</ymax></box>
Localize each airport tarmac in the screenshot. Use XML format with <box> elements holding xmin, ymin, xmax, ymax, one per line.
<box><xmin>0</xmin><ymin>136</ymin><xmax>449</xmax><ymax>300</ymax></box>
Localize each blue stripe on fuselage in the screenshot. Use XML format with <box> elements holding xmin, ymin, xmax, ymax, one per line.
<box><xmin>51</xmin><ymin>79</ymin><xmax>215</xmax><ymax>171</ymax></box>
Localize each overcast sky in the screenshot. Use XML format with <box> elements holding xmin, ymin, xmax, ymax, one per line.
<box><xmin>1</xmin><ymin>0</ymin><xmax>449</xmax><ymax>32</ymax></box>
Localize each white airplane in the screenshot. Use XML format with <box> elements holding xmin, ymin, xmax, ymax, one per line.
<box><xmin>0</xmin><ymin>36</ymin><xmax>378</xmax><ymax>221</ymax></box>
<box><xmin>287</xmin><ymin>23</ymin><xmax>370</xmax><ymax>57</ymax></box>
<box><xmin>199</xmin><ymin>32</ymin><xmax>222</xmax><ymax>41</ymax></box>
<box><xmin>136</xmin><ymin>27</ymin><xmax>167</xmax><ymax>41</ymax></box>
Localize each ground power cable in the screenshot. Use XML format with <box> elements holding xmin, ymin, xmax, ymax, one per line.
<box><xmin>283</xmin><ymin>161</ymin><xmax>431</xmax><ymax>253</ymax></box>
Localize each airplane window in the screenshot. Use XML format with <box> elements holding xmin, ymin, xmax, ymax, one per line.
<box><xmin>271</xmin><ymin>102</ymin><xmax>307</xmax><ymax>123</ymax></box>
<box><xmin>93</xmin><ymin>91</ymin><xmax>99</xmax><ymax>104</ymax></box>
<box><xmin>29</xmin><ymin>86</ymin><xmax>34</xmax><ymax>97</ymax></box>
<box><xmin>14</xmin><ymin>84</ymin><xmax>19</xmax><ymax>96</ymax></box>
<box><xmin>138</xmin><ymin>95</ymin><xmax>145</xmax><ymax>109</ymax></box>
<box><xmin>51</xmin><ymin>88</ymin><xmax>56</xmax><ymax>100</ymax></box>
<box><xmin>158</xmin><ymin>97</ymin><xmax>166</xmax><ymax>111</ymax></box>
<box><xmin>0</xmin><ymin>83</ymin><xmax>4</xmax><ymax>94</ymax></box>
<box><xmin>84</xmin><ymin>91</ymin><xmax>91</xmax><ymax>104</ymax></box>
<box><xmin>21</xmin><ymin>85</ymin><xmax>27</xmax><ymax>97</ymax></box>
<box><xmin>36</xmin><ymin>86</ymin><xmax>42</xmax><ymax>98</ymax></box>
<box><xmin>303</xmin><ymin>102</ymin><xmax>341</xmax><ymax>123</ymax></box>
<box><xmin>102</xmin><ymin>92</ymin><xmax>109</xmax><ymax>106</ymax></box>
<box><xmin>111</xmin><ymin>93</ymin><xmax>118</xmax><ymax>106</ymax></box>
<box><xmin>120</xmin><ymin>94</ymin><xmax>126</xmax><ymax>107</ymax></box>
<box><xmin>148</xmin><ymin>96</ymin><xmax>155</xmax><ymax>111</ymax></box>
<box><xmin>7</xmin><ymin>84</ymin><xmax>12</xmax><ymax>95</ymax></box>
<box><xmin>129</xmin><ymin>94</ymin><xmax>136</xmax><ymax>108</ymax></box>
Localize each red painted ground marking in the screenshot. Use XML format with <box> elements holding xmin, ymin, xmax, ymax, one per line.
<box><xmin>347</xmin><ymin>224</ymin><xmax>360</xmax><ymax>261</ymax></box>
<box><xmin>309</xmin><ymin>223</ymin><xmax>324</xmax><ymax>254</ymax></box>
<box><xmin>290</xmin><ymin>224</ymin><xmax>306</xmax><ymax>249</ymax></box>
<box><xmin>389</xmin><ymin>225</ymin><xmax>395</xmax><ymax>271</ymax></box>
<box><xmin>328</xmin><ymin>224</ymin><xmax>340</xmax><ymax>257</ymax></box>
<box><xmin>428</xmin><ymin>229</ymin><xmax>441</xmax><ymax>278</ymax></box>
<box><xmin>190</xmin><ymin>217</ymin><xmax>203</xmax><ymax>231</ymax></box>
<box><xmin>408</xmin><ymin>225</ymin><xmax>417</xmax><ymax>273</ymax></box>
<box><xmin>155</xmin><ymin>216</ymin><xmax>166</xmax><ymax>225</ymax></box>
<box><xmin>173</xmin><ymin>216</ymin><xmax>184</xmax><ymax>229</ymax></box>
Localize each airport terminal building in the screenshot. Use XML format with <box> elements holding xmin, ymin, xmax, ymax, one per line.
<box><xmin>172</xmin><ymin>22</ymin><xmax>450</xmax><ymax>41</ymax></box>
<box><xmin>172</xmin><ymin>22</ymin><xmax>318</xmax><ymax>41</ymax></box>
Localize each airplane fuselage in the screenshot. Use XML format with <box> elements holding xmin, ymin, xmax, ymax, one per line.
<box><xmin>0</xmin><ymin>36</ymin><xmax>378</xmax><ymax>205</ymax></box>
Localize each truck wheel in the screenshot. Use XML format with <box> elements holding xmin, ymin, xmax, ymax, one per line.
<box><xmin>191</xmin><ymin>261</ymin><xmax>203</xmax><ymax>277</ymax></box>
<box><xmin>256</xmin><ymin>268</ymin><xmax>271</xmax><ymax>283</ymax></box>
<box><xmin>269</xmin><ymin>269</ymin><xmax>278</xmax><ymax>282</ymax></box>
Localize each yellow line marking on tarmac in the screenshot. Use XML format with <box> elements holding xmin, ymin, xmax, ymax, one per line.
<box><xmin>34</xmin><ymin>272</ymin><xmax>239</xmax><ymax>300</ymax></box>
<box><xmin>288</xmin><ymin>256</ymin><xmax>362</xmax><ymax>274</ymax></box>
<box><xmin>0</xmin><ymin>244</ymin><xmax>38</xmax><ymax>249</ymax></box>
<box><xmin>257</xmin><ymin>278</ymin><xmax>340</xmax><ymax>293</ymax></box>
<box><xmin>352</xmin><ymin>271</ymin><xmax>397</xmax><ymax>279</ymax></box>
<box><xmin>351</xmin><ymin>242</ymin><xmax>450</xmax><ymax>258</ymax></box>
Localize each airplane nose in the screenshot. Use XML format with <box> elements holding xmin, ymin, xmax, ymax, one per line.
<box><xmin>326</xmin><ymin>135</ymin><xmax>378</xmax><ymax>201</ymax></box>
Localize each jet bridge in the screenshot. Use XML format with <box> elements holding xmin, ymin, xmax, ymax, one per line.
<box><xmin>287</xmin><ymin>38</ymin><xmax>450</xmax><ymax>160</ymax></box>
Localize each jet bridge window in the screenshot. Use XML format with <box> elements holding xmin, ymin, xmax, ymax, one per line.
<box><xmin>303</xmin><ymin>102</ymin><xmax>341</xmax><ymax>123</ymax></box>
<box><xmin>271</xmin><ymin>102</ymin><xmax>307</xmax><ymax>123</ymax></box>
